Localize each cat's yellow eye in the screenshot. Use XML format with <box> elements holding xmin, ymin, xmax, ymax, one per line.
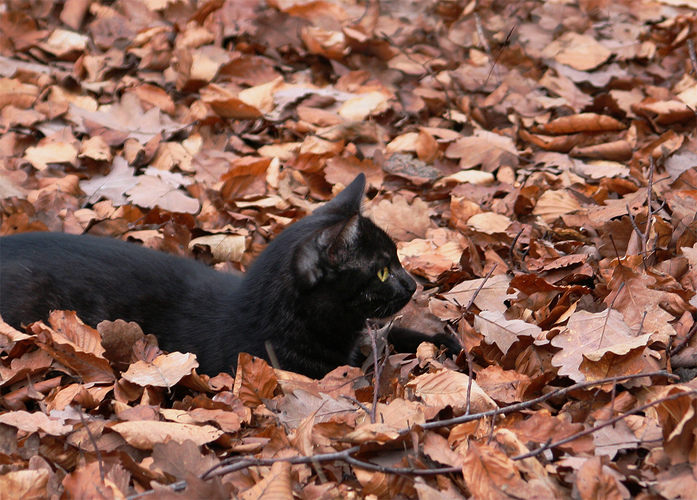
<box><xmin>377</xmin><ymin>267</ymin><xmax>389</xmax><ymax>282</ymax></box>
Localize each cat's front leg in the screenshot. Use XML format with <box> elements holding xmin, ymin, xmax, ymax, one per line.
<box><xmin>386</xmin><ymin>326</ymin><xmax>463</xmax><ymax>356</ymax></box>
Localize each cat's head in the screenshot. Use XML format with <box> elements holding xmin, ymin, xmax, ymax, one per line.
<box><xmin>292</xmin><ymin>174</ymin><xmax>416</xmax><ymax>320</ymax></box>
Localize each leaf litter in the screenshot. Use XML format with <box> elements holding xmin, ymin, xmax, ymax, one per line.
<box><xmin>1</xmin><ymin>0</ymin><xmax>697</xmax><ymax>498</ymax></box>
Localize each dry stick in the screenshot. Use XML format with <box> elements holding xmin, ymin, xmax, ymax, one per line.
<box><xmin>463</xmin><ymin>336</ymin><xmax>475</xmax><ymax>417</ymax></box>
<box><xmin>417</xmin><ymin>371</ymin><xmax>676</xmax><ymax>431</ymax></box>
<box><xmin>203</xmin><ymin>446</ymin><xmax>360</xmax><ymax>479</ymax></box>
<box><xmin>181</xmin><ymin>371</ymin><xmax>684</xmax><ymax>492</ymax></box>
<box><xmin>483</xmin><ymin>26</ymin><xmax>515</xmax><ymax>88</ymax></box>
<box><xmin>485</xmin><ymin>407</ymin><xmax>499</xmax><ymax>446</ymax></box>
<box><xmin>669</xmin><ymin>319</ymin><xmax>697</xmax><ymax>357</ymax></box>
<box><xmin>340</xmin><ymin>395</ymin><xmax>372</xmax><ymax>416</ymax></box>
<box><xmin>457</xmin><ymin>265</ymin><xmax>497</xmax><ymax>417</ymax></box>
<box><xmin>636</xmin><ymin>310</ymin><xmax>648</xmax><ymax>337</ymax></box>
<box><xmin>626</xmin><ymin>203</ymin><xmax>645</xmax><ymax>250</ymax></box>
<box><xmin>509</xmin><ymin>227</ymin><xmax>525</xmax><ymax>271</ymax></box>
<box><xmin>643</xmin><ymin>157</ymin><xmax>656</xmax><ymax>258</ymax></box>
<box><xmin>513</xmin><ymin>389</ymin><xmax>697</xmax><ymax>461</ymax></box>
<box><xmin>599</xmin><ymin>281</ymin><xmax>624</xmax><ymax>348</ymax></box>
<box><xmin>76</xmin><ymin>406</ymin><xmax>105</xmax><ymax>482</ymax></box>
<box><xmin>689</xmin><ymin>39</ymin><xmax>697</xmax><ymax>76</ymax></box>
<box><xmin>366</xmin><ymin>321</ymin><xmax>380</xmax><ymax>424</ymax></box>
<box><xmin>474</xmin><ymin>13</ymin><xmax>492</xmax><ymax>59</ymax></box>
<box><xmin>465</xmin><ymin>263</ymin><xmax>498</xmax><ymax>313</ymax></box>
<box><xmin>200</xmin><ymin>372</ymin><xmax>678</xmax><ymax>483</ymax></box>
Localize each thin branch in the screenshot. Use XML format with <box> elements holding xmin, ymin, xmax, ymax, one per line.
<box><xmin>465</xmin><ymin>263</ymin><xmax>497</xmax><ymax>312</ymax></box>
<box><xmin>643</xmin><ymin>157</ymin><xmax>656</xmax><ymax>258</ymax></box>
<box><xmin>366</xmin><ymin>321</ymin><xmax>380</xmax><ymax>424</ymax></box>
<box><xmin>669</xmin><ymin>319</ymin><xmax>697</xmax><ymax>357</ymax></box>
<box><xmin>688</xmin><ymin>39</ymin><xmax>697</xmax><ymax>75</ymax></box>
<box><xmin>340</xmin><ymin>395</ymin><xmax>372</xmax><ymax>416</ymax></box>
<box><xmin>509</xmin><ymin>227</ymin><xmax>525</xmax><ymax>270</ymax></box>
<box><xmin>600</xmin><ymin>281</ymin><xmax>624</xmax><ymax>347</ymax></box>
<box><xmin>417</xmin><ymin>371</ymin><xmax>677</xmax><ymax>431</ymax></box>
<box><xmin>76</xmin><ymin>407</ymin><xmax>105</xmax><ymax>482</ymax></box>
<box><xmin>136</xmin><ymin>371</ymin><xmax>682</xmax><ymax>498</ymax></box>
<box><xmin>484</xmin><ymin>26</ymin><xmax>515</xmax><ymax>88</ymax></box>
<box><xmin>513</xmin><ymin>389</ymin><xmax>697</xmax><ymax>460</ymax></box>
<box><xmin>626</xmin><ymin>203</ymin><xmax>644</xmax><ymax>245</ymax></box>
<box><xmin>204</xmin><ymin>446</ymin><xmax>361</xmax><ymax>479</ymax></box>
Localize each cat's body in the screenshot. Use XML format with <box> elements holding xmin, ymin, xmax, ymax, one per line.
<box><xmin>0</xmin><ymin>174</ymin><xmax>459</xmax><ymax>378</ymax></box>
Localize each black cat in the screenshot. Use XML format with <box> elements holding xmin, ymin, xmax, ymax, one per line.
<box><xmin>0</xmin><ymin>174</ymin><xmax>459</xmax><ymax>378</ymax></box>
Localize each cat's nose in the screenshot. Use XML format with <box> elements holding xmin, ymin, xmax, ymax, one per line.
<box><xmin>398</xmin><ymin>269</ymin><xmax>417</xmax><ymax>296</ymax></box>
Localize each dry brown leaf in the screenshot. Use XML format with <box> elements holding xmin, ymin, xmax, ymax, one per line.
<box><xmin>533</xmin><ymin>189</ymin><xmax>583</xmax><ymax>223</ymax></box>
<box><xmin>233</xmin><ymin>353</ymin><xmax>278</xmax><ymax>407</ymax></box>
<box><xmin>122</xmin><ymin>352</ymin><xmax>198</xmax><ymax>388</ymax></box>
<box><xmin>575</xmin><ymin>457</ymin><xmax>624</xmax><ymax>500</ymax></box>
<box><xmin>0</xmin><ymin>470</ymin><xmax>50</xmax><ymax>500</ymax></box>
<box><xmin>541</xmin><ymin>32</ymin><xmax>612</xmax><ymax>71</ymax></box>
<box><xmin>342</xmin><ymin>423</ymin><xmax>401</xmax><ymax>444</ymax></box>
<box><xmin>475</xmin><ymin>311</ymin><xmax>543</xmax><ymax>353</ymax></box>
<box><xmin>443</xmin><ymin>274</ymin><xmax>514</xmax><ymax>314</ymax></box>
<box><xmin>445</xmin><ymin>130</ymin><xmax>519</xmax><ymax>171</ymax></box>
<box><xmin>109</xmin><ymin>421</ymin><xmax>223</xmax><ymax>450</ymax></box>
<box><xmin>239</xmin><ymin>460</ymin><xmax>294</xmax><ymax>500</ymax></box>
<box><xmin>189</xmin><ymin>234</ymin><xmax>247</xmax><ymax>263</ymax></box>
<box><xmin>462</xmin><ymin>441</ymin><xmax>534</xmax><ymax>499</ymax></box>
<box><xmin>551</xmin><ymin>310</ymin><xmax>652</xmax><ymax>383</ymax></box>
<box><xmin>407</xmin><ymin>369</ymin><xmax>497</xmax><ymax>414</ymax></box>
<box><xmin>367</xmin><ymin>195</ymin><xmax>432</xmax><ymax>241</ymax></box>
<box><xmin>0</xmin><ymin>410</ymin><xmax>72</xmax><ymax>436</ymax></box>
<box><xmin>31</xmin><ymin>319</ymin><xmax>115</xmax><ymax>385</ymax></box>
<box><xmin>467</xmin><ymin>212</ymin><xmax>512</xmax><ymax>234</ymax></box>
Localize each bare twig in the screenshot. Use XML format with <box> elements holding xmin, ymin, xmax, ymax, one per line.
<box><xmin>599</xmin><ymin>281</ymin><xmax>624</xmax><ymax>347</ymax></box>
<box><xmin>688</xmin><ymin>39</ymin><xmax>697</xmax><ymax>75</ymax></box>
<box><xmin>76</xmin><ymin>407</ymin><xmax>105</xmax><ymax>482</ymax></box>
<box><xmin>340</xmin><ymin>395</ymin><xmax>372</xmax><ymax>416</ymax></box>
<box><xmin>636</xmin><ymin>310</ymin><xmax>648</xmax><ymax>337</ymax></box>
<box><xmin>205</xmin><ymin>446</ymin><xmax>361</xmax><ymax>479</ymax></box>
<box><xmin>483</xmin><ymin>26</ymin><xmax>515</xmax><ymax>88</ymax></box>
<box><xmin>464</xmin><ymin>339</ymin><xmax>474</xmax><ymax>417</ymax></box>
<box><xmin>626</xmin><ymin>202</ymin><xmax>644</xmax><ymax>247</ymax></box>
<box><xmin>465</xmin><ymin>263</ymin><xmax>498</xmax><ymax>312</ymax></box>
<box><xmin>643</xmin><ymin>157</ymin><xmax>656</xmax><ymax>258</ymax></box>
<box><xmin>513</xmin><ymin>389</ymin><xmax>697</xmax><ymax>460</ymax></box>
<box><xmin>669</xmin><ymin>318</ymin><xmax>697</xmax><ymax>357</ymax></box>
<box><xmin>366</xmin><ymin>321</ymin><xmax>380</xmax><ymax>424</ymax></box>
<box><xmin>418</xmin><ymin>371</ymin><xmax>677</xmax><ymax>431</ymax></box>
<box><xmin>135</xmin><ymin>371</ymin><xmax>681</xmax><ymax>499</ymax></box>
<box><xmin>509</xmin><ymin>227</ymin><xmax>525</xmax><ymax>270</ymax></box>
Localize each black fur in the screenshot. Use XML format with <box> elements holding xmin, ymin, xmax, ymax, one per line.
<box><xmin>0</xmin><ymin>174</ymin><xmax>459</xmax><ymax>378</ymax></box>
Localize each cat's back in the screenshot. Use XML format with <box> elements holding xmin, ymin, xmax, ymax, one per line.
<box><xmin>0</xmin><ymin>232</ymin><xmax>239</xmax><ymax>330</ymax></box>
<box><xmin>1</xmin><ymin>231</ymin><xmax>214</xmax><ymax>277</ymax></box>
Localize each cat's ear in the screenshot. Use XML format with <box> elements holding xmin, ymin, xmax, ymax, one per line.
<box><xmin>294</xmin><ymin>214</ymin><xmax>361</xmax><ymax>289</ymax></box>
<box><xmin>313</xmin><ymin>174</ymin><xmax>365</xmax><ymax>217</ymax></box>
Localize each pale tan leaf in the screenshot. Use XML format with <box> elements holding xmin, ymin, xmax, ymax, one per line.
<box><xmin>109</xmin><ymin>421</ymin><xmax>223</xmax><ymax>450</ymax></box>
<box><xmin>122</xmin><ymin>352</ymin><xmax>198</xmax><ymax>388</ymax></box>
<box><xmin>0</xmin><ymin>410</ymin><xmax>72</xmax><ymax>436</ymax></box>
<box><xmin>189</xmin><ymin>234</ymin><xmax>247</xmax><ymax>263</ymax></box>
<box><xmin>407</xmin><ymin>369</ymin><xmax>497</xmax><ymax>414</ymax></box>
<box><xmin>475</xmin><ymin>310</ymin><xmax>543</xmax><ymax>354</ymax></box>
<box><xmin>0</xmin><ymin>470</ymin><xmax>50</xmax><ymax>500</ymax></box>
<box><xmin>467</xmin><ymin>212</ymin><xmax>512</xmax><ymax>234</ymax></box>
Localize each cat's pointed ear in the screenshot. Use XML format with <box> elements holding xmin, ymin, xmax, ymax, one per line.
<box><xmin>294</xmin><ymin>214</ymin><xmax>361</xmax><ymax>289</ymax></box>
<box><xmin>313</xmin><ymin>174</ymin><xmax>365</xmax><ymax>217</ymax></box>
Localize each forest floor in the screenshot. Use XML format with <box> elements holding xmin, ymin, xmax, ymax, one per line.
<box><xmin>1</xmin><ymin>0</ymin><xmax>697</xmax><ymax>498</ymax></box>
